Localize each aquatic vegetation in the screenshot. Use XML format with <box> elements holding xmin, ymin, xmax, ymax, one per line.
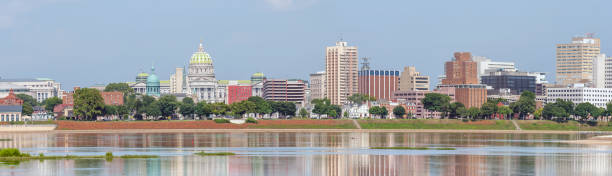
<box><xmin>0</xmin><ymin>148</ymin><xmax>159</xmax><ymax>165</ymax></box>
<box><xmin>194</xmin><ymin>151</ymin><xmax>235</xmax><ymax>156</ymax></box>
<box><xmin>370</xmin><ymin>147</ymin><xmax>456</xmax><ymax>150</ymax></box>
<box><xmin>119</xmin><ymin>155</ymin><xmax>159</xmax><ymax>159</ymax></box>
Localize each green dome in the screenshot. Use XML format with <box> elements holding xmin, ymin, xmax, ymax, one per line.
<box><xmin>190</xmin><ymin>43</ymin><xmax>213</xmax><ymax>64</ymax></box>
<box><xmin>137</xmin><ymin>72</ymin><xmax>149</xmax><ymax>77</ymax></box>
<box><xmin>252</xmin><ymin>72</ymin><xmax>265</xmax><ymax>78</ymax></box>
<box><xmin>146</xmin><ymin>66</ymin><xmax>160</xmax><ymax>85</ymax></box>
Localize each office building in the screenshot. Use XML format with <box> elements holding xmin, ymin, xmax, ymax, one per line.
<box><xmin>358</xmin><ymin>69</ymin><xmax>399</xmax><ymax>101</ymax></box>
<box><xmin>481</xmin><ymin>71</ymin><xmax>536</xmax><ymax>95</ymax></box>
<box><xmin>392</xmin><ymin>86</ymin><xmax>455</xmax><ymax>118</ymax></box>
<box><xmin>556</xmin><ymin>34</ymin><xmax>600</xmax><ymax>86</ymax></box>
<box><xmin>326</xmin><ymin>41</ymin><xmax>358</xmax><ymax>105</ymax></box>
<box><xmin>473</xmin><ymin>56</ymin><xmax>517</xmax><ymax>80</ymax></box>
<box><xmin>398</xmin><ymin>66</ymin><xmax>430</xmax><ymax>91</ymax></box>
<box><xmin>442</xmin><ymin>52</ymin><xmax>478</xmax><ymax>85</ymax></box>
<box><xmin>547</xmin><ymin>85</ymin><xmax>612</xmax><ymax>108</ymax></box>
<box><xmin>170</xmin><ymin>67</ymin><xmax>185</xmax><ymax>94</ymax></box>
<box><xmin>0</xmin><ymin>78</ymin><xmax>62</xmax><ymax>102</ymax></box>
<box><xmin>309</xmin><ymin>71</ymin><xmax>326</xmax><ymax>100</ymax></box>
<box><xmin>263</xmin><ymin>79</ymin><xmax>306</xmax><ymax>106</ymax></box>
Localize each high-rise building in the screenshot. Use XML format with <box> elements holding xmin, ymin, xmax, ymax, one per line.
<box><xmin>358</xmin><ymin>69</ymin><xmax>399</xmax><ymax>101</ymax></box>
<box><xmin>309</xmin><ymin>71</ymin><xmax>326</xmax><ymax>100</ymax></box>
<box><xmin>556</xmin><ymin>34</ymin><xmax>601</xmax><ymax>86</ymax></box>
<box><xmin>326</xmin><ymin>41</ymin><xmax>358</xmax><ymax>105</ymax></box>
<box><xmin>398</xmin><ymin>66</ymin><xmax>430</xmax><ymax>91</ymax></box>
<box><xmin>186</xmin><ymin>43</ymin><xmax>225</xmax><ymax>103</ymax></box>
<box><xmin>442</xmin><ymin>52</ymin><xmax>478</xmax><ymax>85</ymax></box>
<box><xmin>473</xmin><ymin>56</ymin><xmax>517</xmax><ymax>80</ymax></box>
<box><xmin>263</xmin><ymin>79</ymin><xmax>306</xmax><ymax>106</ymax></box>
<box><xmin>441</xmin><ymin>52</ymin><xmax>486</xmax><ymax>108</ymax></box>
<box><xmin>604</xmin><ymin>55</ymin><xmax>612</xmax><ymax>88</ymax></box>
<box><xmin>593</xmin><ymin>54</ymin><xmax>606</xmax><ymax>88</ymax></box>
<box><xmin>170</xmin><ymin>67</ymin><xmax>185</xmax><ymax>94</ymax></box>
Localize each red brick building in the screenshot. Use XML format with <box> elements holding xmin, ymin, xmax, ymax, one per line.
<box><xmin>0</xmin><ymin>89</ymin><xmax>23</xmax><ymax>105</ymax></box>
<box><xmin>227</xmin><ymin>85</ymin><xmax>252</xmax><ymax>104</ymax></box>
<box><xmin>358</xmin><ymin>70</ymin><xmax>400</xmax><ymax>101</ymax></box>
<box><xmin>63</xmin><ymin>87</ymin><xmax>123</xmax><ymax>105</ymax></box>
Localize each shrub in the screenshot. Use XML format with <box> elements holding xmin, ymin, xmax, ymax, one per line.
<box><xmin>214</xmin><ymin>119</ymin><xmax>230</xmax><ymax>123</ymax></box>
<box><xmin>246</xmin><ymin>117</ymin><xmax>258</xmax><ymax>124</ymax></box>
<box><xmin>0</xmin><ymin>148</ymin><xmax>30</xmax><ymax>157</ymax></box>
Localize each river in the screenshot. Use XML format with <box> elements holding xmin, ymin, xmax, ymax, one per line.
<box><xmin>0</xmin><ymin>131</ymin><xmax>610</xmax><ymax>176</ymax></box>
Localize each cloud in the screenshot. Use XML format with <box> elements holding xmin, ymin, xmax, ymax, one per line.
<box><xmin>0</xmin><ymin>0</ymin><xmax>73</xmax><ymax>28</ymax></box>
<box><xmin>264</xmin><ymin>0</ymin><xmax>318</xmax><ymax>10</ymax></box>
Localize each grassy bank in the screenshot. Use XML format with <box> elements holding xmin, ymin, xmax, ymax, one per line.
<box><xmin>517</xmin><ymin>120</ymin><xmax>612</xmax><ymax>131</ymax></box>
<box><xmin>358</xmin><ymin>119</ymin><xmax>516</xmax><ymax>130</ymax></box>
<box><xmin>56</xmin><ymin>119</ymin><xmax>356</xmax><ymax>130</ymax></box>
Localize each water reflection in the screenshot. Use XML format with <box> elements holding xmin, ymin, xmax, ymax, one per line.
<box><xmin>0</xmin><ymin>132</ymin><xmax>610</xmax><ymax>176</ymax></box>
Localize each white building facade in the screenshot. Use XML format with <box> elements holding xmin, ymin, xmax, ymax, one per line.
<box><xmin>473</xmin><ymin>56</ymin><xmax>517</xmax><ymax>80</ymax></box>
<box><xmin>186</xmin><ymin>43</ymin><xmax>225</xmax><ymax>103</ymax></box>
<box><xmin>0</xmin><ymin>78</ymin><xmax>61</xmax><ymax>102</ymax></box>
<box><xmin>547</xmin><ymin>86</ymin><xmax>612</xmax><ymax>108</ymax></box>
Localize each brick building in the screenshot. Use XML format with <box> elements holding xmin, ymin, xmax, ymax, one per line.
<box><xmin>227</xmin><ymin>85</ymin><xmax>252</xmax><ymax>104</ymax></box>
<box><xmin>441</xmin><ymin>52</ymin><xmax>487</xmax><ymax>108</ymax></box>
<box><xmin>392</xmin><ymin>86</ymin><xmax>455</xmax><ymax>118</ymax></box>
<box><xmin>0</xmin><ymin>89</ymin><xmax>24</xmax><ymax>122</ymax></box>
<box><xmin>263</xmin><ymin>79</ymin><xmax>306</xmax><ymax>106</ymax></box>
<box><xmin>63</xmin><ymin>87</ymin><xmax>124</xmax><ymax>106</ymax></box>
<box><xmin>358</xmin><ymin>69</ymin><xmax>399</xmax><ymax>101</ymax></box>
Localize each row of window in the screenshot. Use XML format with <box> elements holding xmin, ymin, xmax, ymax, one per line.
<box><xmin>0</xmin><ymin>114</ymin><xmax>20</xmax><ymax>122</ymax></box>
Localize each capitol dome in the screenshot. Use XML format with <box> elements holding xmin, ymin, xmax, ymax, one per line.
<box><xmin>146</xmin><ymin>66</ymin><xmax>160</xmax><ymax>97</ymax></box>
<box><xmin>189</xmin><ymin>43</ymin><xmax>213</xmax><ymax>64</ymax></box>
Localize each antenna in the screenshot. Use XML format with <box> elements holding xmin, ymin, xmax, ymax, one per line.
<box><xmin>361</xmin><ymin>57</ymin><xmax>370</xmax><ymax>71</ymax></box>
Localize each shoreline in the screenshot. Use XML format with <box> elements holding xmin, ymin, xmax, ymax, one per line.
<box><xmin>45</xmin><ymin>129</ymin><xmax>612</xmax><ymax>134</ymax></box>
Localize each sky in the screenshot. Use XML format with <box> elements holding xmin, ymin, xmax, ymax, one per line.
<box><xmin>1</xmin><ymin>0</ymin><xmax>611</xmax><ymax>89</ymax></box>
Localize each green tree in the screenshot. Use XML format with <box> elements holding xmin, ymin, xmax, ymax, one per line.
<box><xmin>22</xmin><ymin>102</ymin><xmax>33</xmax><ymax>116</ymax></box>
<box><xmin>555</xmin><ymin>99</ymin><xmax>575</xmax><ymax>115</ymax></box>
<box><xmin>574</xmin><ymin>102</ymin><xmax>599</xmax><ymax>120</ymax></box>
<box><xmin>157</xmin><ymin>95</ymin><xmax>178</xmax><ymax>118</ymax></box>
<box><xmin>117</xmin><ymin>105</ymin><xmax>129</xmax><ymax>119</ymax></box>
<box><xmin>327</xmin><ymin>110</ymin><xmax>337</xmax><ymax>118</ymax></box>
<box><xmin>42</xmin><ymin>97</ymin><xmax>63</xmax><ymax>112</ymax></box>
<box><xmin>212</xmin><ymin>102</ymin><xmax>229</xmax><ymax>116</ymax></box>
<box><xmin>145</xmin><ymin>101</ymin><xmax>162</xmax><ymax>118</ymax></box>
<box><xmin>104</xmin><ymin>83</ymin><xmax>134</xmax><ymax>95</ymax></box>
<box><xmin>73</xmin><ymin>88</ymin><xmax>105</xmax><ymax>120</ymax></box>
<box><xmin>497</xmin><ymin>106</ymin><xmax>513</xmax><ymax>119</ymax></box>
<box><xmin>533</xmin><ymin>108</ymin><xmax>543</xmax><ymax>119</ymax></box>
<box><xmin>447</xmin><ymin>102</ymin><xmax>465</xmax><ymax>119</ymax></box>
<box><xmin>480</xmin><ymin>101</ymin><xmax>497</xmax><ymax>119</ymax></box>
<box><xmin>542</xmin><ymin>103</ymin><xmax>569</xmax><ymax>120</ymax></box>
<box><xmin>392</xmin><ymin>106</ymin><xmax>406</xmax><ymax>118</ymax></box>
<box><xmin>343</xmin><ymin>111</ymin><xmax>349</xmax><ymax>118</ymax></box>
<box><xmin>104</xmin><ymin>105</ymin><xmax>118</xmax><ymax>116</ymax></box>
<box><xmin>179</xmin><ymin>102</ymin><xmax>195</xmax><ymax>119</ymax></box>
<box><xmin>347</xmin><ymin>93</ymin><xmax>376</xmax><ymax>105</ymax></box>
<box><xmin>299</xmin><ymin>108</ymin><xmax>309</xmax><ymax>118</ymax></box>
<box><xmin>421</xmin><ymin>93</ymin><xmax>451</xmax><ymax>118</ymax></box>
<box><xmin>230</xmin><ymin>100</ymin><xmax>256</xmax><ymax>118</ymax></box>
<box><xmin>510</xmin><ymin>91</ymin><xmax>536</xmax><ymax>119</ymax></box>
<box><xmin>369</xmin><ymin>106</ymin><xmax>388</xmax><ymax>118</ymax></box>
<box><xmin>16</xmin><ymin>94</ymin><xmax>38</xmax><ymax>106</ymax></box>
<box><xmin>195</xmin><ymin>102</ymin><xmax>213</xmax><ymax>119</ymax></box>
<box><xmin>466</xmin><ymin>107</ymin><xmax>481</xmax><ymax>119</ymax></box>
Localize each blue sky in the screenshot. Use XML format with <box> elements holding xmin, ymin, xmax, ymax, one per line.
<box><xmin>1</xmin><ymin>0</ymin><xmax>611</xmax><ymax>89</ymax></box>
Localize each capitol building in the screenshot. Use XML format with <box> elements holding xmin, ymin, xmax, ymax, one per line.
<box><xmin>185</xmin><ymin>43</ymin><xmax>225</xmax><ymax>103</ymax></box>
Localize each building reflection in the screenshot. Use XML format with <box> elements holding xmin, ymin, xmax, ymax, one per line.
<box><xmin>1</xmin><ymin>132</ymin><xmax>612</xmax><ymax>175</ymax></box>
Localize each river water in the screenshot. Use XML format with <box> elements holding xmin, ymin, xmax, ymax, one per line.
<box><xmin>0</xmin><ymin>131</ymin><xmax>610</xmax><ymax>176</ymax></box>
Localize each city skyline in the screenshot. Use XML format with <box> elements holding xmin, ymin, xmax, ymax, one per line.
<box><xmin>1</xmin><ymin>0</ymin><xmax>611</xmax><ymax>89</ymax></box>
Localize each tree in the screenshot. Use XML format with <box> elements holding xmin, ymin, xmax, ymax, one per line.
<box><xmin>369</xmin><ymin>106</ymin><xmax>388</xmax><ymax>118</ymax></box>
<box><xmin>447</xmin><ymin>102</ymin><xmax>465</xmax><ymax>119</ymax></box>
<box><xmin>182</xmin><ymin>97</ymin><xmax>194</xmax><ymax>105</ymax></box>
<box><xmin>211</xmin><ymin>102</ymin><xmax>229</xmax><ymax>116</ymax></box>
<box><xmin>42</xmin><ymin>97</ymin><xmax>63</xmax><ymax>112</ymax></box>
<box><xmin>103</xmin><ymin>105</ymin><xmax>117</xmax><ymax>116</ymax></box>
<box><xmin>158</xmin><ymin>95</ymin><xmax>178</xmax><ymax>118</ymax></box>
<box><xmin>195</xmin><ymin>102</ymin><xmax>213</xmax><ymax>119</ymax></box>
<box><xmin>179</xmin><ymin>102</ymin><xmax>195</xmax><ymax>119</ymax></box>
<box><xmin>311</xmin><ymin>98</ymin><xmax>341</xmax><ymax>118</ymax></box>
<box><xmin>510</xmin><ymin>91</ymin><xmax>536</xmax><ymax>119</ymax></box>
<box><xmin>555</xmin><ymin>99</ymin><xmax>575</xmax><ymax>115</ymax></box>
<box><xmin>421</xmin><ymin>93</ymin><xmax>451</xmax><ymax>118</ymax></box>
<box><xmin>16</xmin><ymin>94</ymin><xmax>38</xmax><ymax>107</ymax></box>
<box><xmin>497</xmin><ymin>106</ymin><xmax>513</xmax><ymax>119</ymax></box>
<box><xmin>347</xmin><ymin>93</ymin><xmax>376</xmax><ymax>105</ymax></box>
<box><xmin>466</xmin><ymin>107</ymin><xmax>480</xmax><ymax>119</ymax></box>
<box><xmin>22</xmin><ymin>102</ymin><xmax>33</xmax><ymax>116</ymax></box>
<box><xmin>343</xmin><ymin>111</ymin><xmax>349</xmax><ymax>118</ymax></box>
<box><xmin>117</xmin><ymin>105</ymin><xmax>129</xmax><ymax>119</ymax></box>
<box><xmin>145</xmin><ymin>101</ymin><xmax>162</xmax><ymax>118</ymax></box>
<box><xmin>533</xmin><ymin>108</ymin><xmax>543</xmax><ymax>119</ymax></box>
<box><xmin>392</xmin><ymin>106</ymin><xmax>406</xmax><ymax>118</ymax></box>
<box><xmin>248</xmin><ymin>96</ymin><xmax>272</xmax><ymax>115</ymax></box>
<box><xmin>230</xmin><ymin>100</ymin><xmax>256</xmax><ymax>117</ymax></box>
<box><xmin>574</xmin><ymin>102</ymin><xmax>599</xmax><ymax>120</ymax></box>
<box><xmin>542</xmin><ymin>103</ymin><xmax>569</xmax><ymax>120</ymax></box>
<box><xmin>480</xmin><ymin>101</ymin><xmax>497</xmax><ymax>119</ymax></box>
<box><xmin>606</xmin><ymin>102</ymin><xmax>612</xmax><ymax>116</ymax></box>
<box><xmin>299</xmin><ymin>108</ymin><xmax>309</xmax><ymax>118</ymax></box>
<box><xmin>73</xmin><ymin>88</ymin><xmax>105</xmax><ymax>120</ymax></box>
<box><xmin>328</xmin><ymin>110</ymin><xmax>337</xmax><ymax>118</ymax></box>
<box><xmin>104</xmin><ymin>83</ymin><xmax>134</xmax><ymax>95</ymax></box>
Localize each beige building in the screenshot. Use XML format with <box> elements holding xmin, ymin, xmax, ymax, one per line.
<box><xmin>398</xmin><ymin>66</ymin><xmax>430</xmax><ymax>91</ymax></box>
<box><xmin>309</xmin><ymin>71</ymin><xmax>326</xmax><ymax>100</ymax></box>
<box><xmin>170</xmin><ymin>67</ymin><xmax>184</xmax><ymax>94</ymax></box>
<box><xmin>326</xmin><ymin>41</ymin><xmax>358</xmax><ymax>105</ymax></box>
<box><xmin>263</xmin><ymin>79</ymin><xmax>306</xmax><ymax>106</ymax></box>
<box><xmin>556</xmin><ymin>34</ymin><xmax>601</xmax><ymax>86</ymax></box>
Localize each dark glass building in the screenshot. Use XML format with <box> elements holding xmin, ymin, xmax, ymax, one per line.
<box><xmin>481</xmin><ymin>72</ymin><xmax>536</xmax><ymax>95</ymax></box>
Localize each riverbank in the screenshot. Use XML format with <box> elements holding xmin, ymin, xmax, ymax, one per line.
<box><xmin>55</xmin><ymin>119</ymin><xmax>355</xmax><ymax>130</ymax></box>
